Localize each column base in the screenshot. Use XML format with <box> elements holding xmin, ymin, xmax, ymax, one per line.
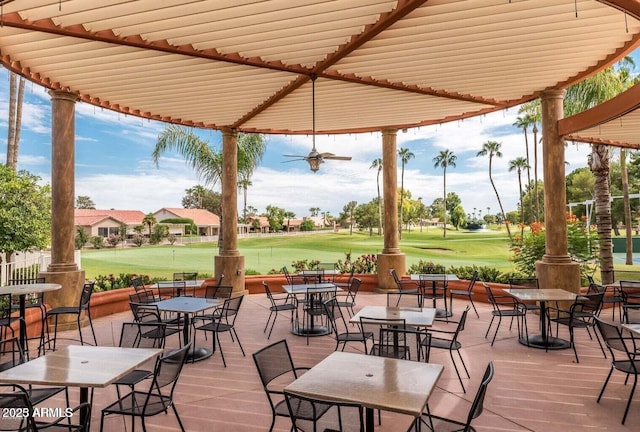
<box><xmin>375</xmin><ymin>253</ymin><xmax>406</xmax><ymax>292</ymax></box>
<box><xmin>536</xmin><ymin>260</ymin><xmax>581</xmax><ymax>293</ymax></box>
<box><xmin>214</xmin><ymin>255</ymin><xmax>247</xmax><ymax>296</ymax></box>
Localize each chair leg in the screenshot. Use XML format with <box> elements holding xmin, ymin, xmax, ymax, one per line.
<box><xmin>597</xmin><ymin>366</ymin><xmax>614</xmax><ymax>403</ymax></box>
<box><xmin>171</xmin><ymin>404</ymin><xmax>187</xmax><ymax>432</ymax></box>
<box><xmin>449</xmin><ymin>351</ymin><xmax>465</xmax><ymax>393</ymax></box>
<box><xmin>622</xmin><ymin>374</ymin><xmax>638</xmax><ymax>424</ymax></box>
<box><xmin>468</xmin><ymin>296</ymin><xmax>479</xmax><ymax>318</ymax></box>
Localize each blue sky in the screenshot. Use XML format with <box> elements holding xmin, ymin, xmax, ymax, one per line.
<box><xmin>0</xmin><ymin>69</ymin><xmax>597</xmax><ymax>218</ymax></box>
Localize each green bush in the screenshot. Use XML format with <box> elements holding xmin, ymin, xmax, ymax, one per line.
<box><xmin>407</xmin><ymin>260</ymin><xmax>446</xmax><ymax>275</ymax></box>
<box><xmin>91</xmin><ymin>236</ymin><xmax>104</xmax><ymax>249</ymax></box>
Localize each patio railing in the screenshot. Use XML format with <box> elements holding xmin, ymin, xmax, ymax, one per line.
<box><xmin>0</xmin><ymin>250</ymin><xmax>82</xmax><ymax>286</ymax></box>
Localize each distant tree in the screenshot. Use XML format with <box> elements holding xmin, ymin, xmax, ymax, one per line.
<box><xmin>75</xmin><ymin>195</ymin><xmax>96</xmax><ymax>209</ymax></box>
<box><xmin>450</xmin><ymin>205</ymin><xmax>466</xmax><ymax>230</ymax></box>
<box><xmin>246</xmin><ymin>206</ymin><xmax>259</xmax><ymax>218</ymax></box>
<box><xmin>106</xmin><ymin>234</ymin><xmax>121</xmax><ymax>247</ymax></box>
<box><xmin>131</xmin><ymin>233</ymin><xmax>145</xmax><ymax>247</ymax></box>
<box><xmin>0</xmin><ymin>166</ymin><xmax>51</xmax><ymax>265</ymax></box>
<box><xmin>182</xmin><ymin>185</ymin><xmax>222</xmax><ymax>215</ymax></box>
<box><xmin>433</xmin><ymin>149</ymin><xmax>457</xmax><ymax>238</ymax></box>
<box><xmin>370</xmin><ymin>158</ymin><xmax>383</xmax><ymax>235</ymax></box>
<box><xmin>118</xmin><ymin>222</ymin><xmax>128</xmax><ymax>239</ymax></box>
<box><xmin>397</xmin><ymin>148</ymin><xmax>414</xmax><ymax>239</ymax></box>
<box><xmin>353</xmin><ymin>200</ymin><xmax>380</xmax><ymax>236</ymax></box>
<box><xmin>342</xmin><ymin>201</ymin><xmax>358</xmax><ymax>235</ymax></box>
<box><xmin>142</xmin><ymin>213</ymin><xmax>157</xmax><ymax>236</ymax></box>
<box><xmin>75</xmin><ymin>227</ymin><xmax>90</xmax><ymax>250</ymax></box>
<box><xmin>149</xmin><ymin>224</ymin><xmax>169</xmax><ymax>245</ymax></box>
<box><xmin>264</xmin><ymin>205</ymin><xmax>286</xmax><ymax>232</ymax></box>
<box><xmin>477</xmin><ymin>140</ymin><xmax>512</xmax><ymax>242</ymax></box>
<box><xmin>284</xmin><ymin>211</ymin><xmax>296</xmax><ymax>232</ymax></box>
<box><xmin>300</xmin><ymin>220</ymin><xmax>315</xmax><ymax>231</ymax></box>
<box><xmin>509</xmin><ymin>156</ymin><xmax>530</xmax><ymax>236</ymax></box>
<box><xmin>309</xmin><ymin>207</ymin><xmax>320</xmax><ymax>217</ymax></box>
<box><xmin>238</xmin><ymin>178</ymin><xmax>252</xmax><ymax>223</ymax></box>
<box><xmin>91</xmin><ymin>236</ymin><xmax>105</xmax><ymax>249</ymax></box>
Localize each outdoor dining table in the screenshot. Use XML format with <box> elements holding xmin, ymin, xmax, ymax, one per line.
<box><xmin>0</xmin><ymin>282</ymin><xmax>61</xmax><ymax>352</ymax></box>
<box><xmin>349</xmin><ymin>305</ymin><xmax>436</xmax><ymax>328</ymax></box>
<box><xmin>502</xmin><ymin>288</ymin><xmax>577</xmax><ymax>350</ymax></box>
<box><xmin>152</xmin><ymin>279</ymin><xmax>204</xmax><ymax>297</ymax></box>
<box><xmin>298</xmin><ymin>269</ymin><xmax>338</xmax><ymax>283</ymax></box>
<box><xmin>285</xmin><ymin>351</ymin><xmax>443</xmax><ymax>432</ymax></box>
<box><xmin>282</xmin><ymin>283</ymin><xmax>340</xmax><ymax>336</ymax></box>
<box><xmin>622</xmin><ymin>323</ymin><xmax>640</xmax><ymax>335</ymax></box>
<box><xmin>410</xmin><ymin>274</ymin><xmax>458</xmax><ymax>318</ymax></box>
<box><xmin>153</xmin><ymin>296</ymin><xmax>220</xmax><ymax>362</ymax></box>
<box><xmin>0</xmin><ymin>345</ymin><xmax>162</xmax><ymax>430</ymax></box>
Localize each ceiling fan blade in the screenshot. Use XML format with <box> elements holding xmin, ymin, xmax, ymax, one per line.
<box><xmin>281</xmin><ymin>159</ymin><xmax>306</xmax><ymax>163</ymax></box>
<box><xmin>324</xmin><ymin>156</ymin><xmax>352</xmax><ymax>160</ymax></box>
<box><xmin>282</xmin><ymin>154</ymin><xmax>307</xmax><ymax>158</ymax></box>
<box><xmin>318</xmin><ymin>152</ymin><xmax>335</xmax><ymax>158</ymax></box>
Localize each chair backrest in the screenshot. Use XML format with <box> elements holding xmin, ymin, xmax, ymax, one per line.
<box><xmin>130</xmin><ymin>302</ymin><xmax>162</xmax><ymax>323</ymax></box>
<box><xmin>282</xmin><ymin>266</ymin><xmax>293</xmax><ymax>284</ymax></box>
<box><xmin>130</xmin><ymin>289</ymin><xmax>158</xmax><ymax>304</ymax></box>
<box><xmin>464</xmin><ymin>361</ymin><xmax>495</xmax><ymax>428</ymax></box>
<box><xmin>619</xmin><ymin>280</ymin><xmax>640</xmax><ymax>305</ymax></box>
<box><xmin>284</xmin><ymin>391</ymin><xmax>364</xmax><ymax>432</ymax></box>
<box><xmin>323</xmin><ymin>297</ymin><xmax>347</xmax><ymax>336</ymax></box>
<box><xmin>389</xmin><ymin>268</ymin><xmax>402</xmax><ymax>289</ymax></box>
<box><xmin>508</xmin><ymin>278</ymin><xmax>539</xmax><ymax>289</ymax></box>
<box><xmin>0</xmin><ymin>337</ymin><xmax>25</xmax><ymax>372</ymax></box>
<box><xmin>0</xmin><ymin>384</ymin><xmax>38</xmax><ymax>431</ymax></box>
<box><xmin>141</xmin><ymin>343</ymin><xmax>190</xmax><ymax>413</ymax></box>
<box><xmin>119</xmin><ymin>321</ymin><xmax>167</xmax><ymax>349</ymax></box>
<box><xmin>483</xmin><ymin>283</ymin><xmax>499</xmax><ymax>308</ymax></box>
<box><xmin>132</xmin><ymin>276</ymin><xmax>146</xmax><ymax>292</ymax></box>
<box><xmin>347</xmin><ymin>277</ymin><xmax>362</xmax><ymax>301</ymax></box>
<box><xmin>466</xmin><ymin>271</ymin><xmax>479</xmax><ymax>293</ymax></box>
<box><xmin>217</xmin><ymin>295</ymin><xmax>244</xmax><ymax>325</ymax></box>
<box><xmin>173</xmin><ymin>272</ymin><xmax>198</xmax><ymax>281</ymax></box>
<box><xmin>204</xmin><ymin>284</ymin><xmax>233</xmax><ymax>300</ymax></box>
<box><xmin>252</xmin><ymin>339</ymin><xmax>299</xmax><ymax>389</ymax></box>
<box><xmin>262</xmin><ymin>282</ymin><xmax>282</xmax><ymax>308</ymax></box>
<box><xmin>574</xmin><ymin>291</ymin><xmax>605</xmax><ymax>317</ymax></box>
<box><xmin>595</xmin><ymin>317</ymin><xmax>638</xmax><ymax>373</ymax></box>
<box><xmin>359</xmin><ymin>316</ymin><xmax>406</xmax><ymax>347</ymax></box>
<box><xmin>79</xmin><ymin>282</ymin><xmax>95</xmax><ymax>311</ymax></box>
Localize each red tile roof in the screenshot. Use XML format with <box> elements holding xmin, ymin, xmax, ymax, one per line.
<box><xmin>158</xmin><ymin>208</ymin><xmax>220</xmax><ymax>226</ymax></box>
<box><xmin>74</xmin><ymin>209</ymin><xmax>146</xmax><ymax>225</ymax></box>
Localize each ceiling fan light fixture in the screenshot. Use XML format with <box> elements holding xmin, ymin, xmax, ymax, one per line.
<box><xmin>307</xmin><ymin>157</ymin><xmax>322</xmax><ymax>172</ymax></box>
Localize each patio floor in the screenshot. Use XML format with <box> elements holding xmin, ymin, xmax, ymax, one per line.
<box><xmin>32</xmin><ymin>291</ymin><xmax>640</xmax><ymax>431</ymax></box>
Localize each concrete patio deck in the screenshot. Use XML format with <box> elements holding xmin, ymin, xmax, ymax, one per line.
<box><xmin>28</xmin><ymin>291</ymin><xmax>640</xmax><ymax>431</ymax></box>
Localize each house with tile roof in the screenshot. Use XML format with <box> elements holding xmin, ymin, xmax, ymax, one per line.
<box><xmin>74</xmin><ymin>209</ymin><xmax>146</xmax><ymax>238</ymax></box>
<box><xmin>153</xmin><ymin>207</ymin><xmax>220</xmax><ymax>236</ymax></box>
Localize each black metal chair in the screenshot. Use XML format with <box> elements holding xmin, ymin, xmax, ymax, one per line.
<box><xmin>619</xmin><ymin>280</ymin><xmax>640</xmax><ymax>323</ymax></box>
<box><xmin>415</xmin><ymin>362</ymin><xmax>494</xmax><ymax>432</ymax></box>
<box><xmin>156</xmin><ymin>280</ymin><xmax>186</xmax><ymax>298</ymax></box>
<box><xmin>129</xmin><ymin>302</ymin><xmax>182</xmax><ymax>346</ymax></box>
<box><xmin>112</xmin><ymin>322</ymin><xmax>168</xmax><ymax>399</ymax></box>
<box><xmin>387</xmin><ymin>269</ymin><xmax>420</xmax><ymax>307</ymax></box>
<box><xmin>423</xmin><ymin>306</ymin><xmax>471</xmax><ymax>393</ymax></box>
<box><xmin>193</xmin><ymin>295</ymin><xmax>245</xmax><ymax>367</ymax></box>
<box><xmin>548</xmin><ymin>291</ymin><xmax>605</xmax><ymax>363</ymax></box>
<box><xmin>44</xmin><ymin>282</ymin><xmax>97</xmax><ymax>351</ymax></box>
<box><xmin>484</xmin><ymin>283</ymin><xmax>527</xmax><ymax>346</ymax></box>
<box><xmin>449</xmin><ymin>270</ymin><xmax>479</xmax><ymax>318</ymax></box>
<box><xmin>282</xmin><ymin>266</ymin><xmax>306</xmax><ymax>286</ymax></box>
<box><xmin>594</xmin><ymin>317</ymin><xmax>640</xmax><ymax>424</ymax></box>
<box><xmin>284</xmin><ymin>391</ymin><xmax>364</xmax><ymax>432</ymax></box>
<box><xmin>173</xmin><ymin>272</ymin><xmax>198</xmax><ymax>296</ymax></box>
<box><xmin>588</xmin><ymin>275</ymin><xmax>623</xmax><ymax>321</ymax></box>
<box><xmin>99</xmin><ymin>343</ymin><xmax>190</xmax><ymax>432</ymax></box>
<box><xmin>263</xmin><ymin>281</ymin><xmax>297</xmax><ymax>339</ymax></box>
<box><xmin>358</xmin><ymin>316</ymin><xmax>406</xmax><ymax>357</ymax></box>
<box><xmin>252</xmin><ymin>339</ymin><xmax>311</xmax><ymax>432</ymax></box>
<box><xmin>336</xmin><ymin>277</ymin><xmax>361</xmax><ymax>317</ymax></box>
<box><xmin>378</xmin><ymin>326</ymin><xmax>430</xmax><ymax>362</ymax></box>
<box><xmin>0</xmin><ymin>383</ymin><xmax>89</xmax><ymax>432</ymax></box>
<box><xmin>301</xmin><ymin>286</ymin><xmax>336</xmax><ymax>345</ymax></box>
<box><xmin>324</xmin><ymin>297</ymin><xmax>373</xmax><ymax>353</ymax></box>
<box><xmin>419</xmin><ymin>274</ymin><xmax>449</xmax><ymax>318</ymax></box>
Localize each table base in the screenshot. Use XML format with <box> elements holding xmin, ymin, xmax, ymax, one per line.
<box><xmin>435</xmin><ymin>309</ymin><xmax>452</xmax><ymax>318</ymax></box>
<box><xmin>292</xmin><ymin>326</ymin><xmax>330</xmax><ymax>337</ymax></box>
<box><xmin>518</xmin><ymin>334</ymin><xmax>571</xmax><ymax>350</ymax></box>
<box><xmin>174</xmin><ymin>347</ymin><xmax>212</xmax><ymax>363</ymax></box>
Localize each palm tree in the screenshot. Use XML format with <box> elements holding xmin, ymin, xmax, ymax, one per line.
<box><xmin>142</xmin><ymin>213</ymin><xmax>157</xmax><ymax>236</ymax></box>
<box><xmin>397</xmin><ymin>148</ymin><xmax>414</xmax><ymax>239</ymax></box>
<box><xmin>369</xmin><ymin>158</ymin><xmax>383</xmax><ymax>235</ymax></box>
<box><xmin>512</xmin><ymin>115</ymin><xmax>533</xmax><ymax>187</ymax></box>
<box><xmin>564</xmin><ymin>58</ymin><xmax>636</xmax><ymax>283</ymax></box>
<box><xmin>519</xmin><ymin>101</ymin><xmax>542</xmax><ymax>221</ymax></box>
<box><xmin>309</xmin><ymin>207</ymin><xmax>320</xmax><ymax>217</ymax></box>
<box><xmin>6</xmin><ymin>72</ymin><xmax>25</xmax><ymax>170</ymax></box>
<box><xmin>508</xmin><ymin>157</ymin><xmax>530</xmax><ymax>238</ymax></box>
<box><xmin>477</xmin><ymin>140</ymin><xmax>512</xmax><ymax>242</ymax></box>
<box><xmin>433</xmin><ymin>150</ymin><xmax>457</xmax><ymax>238</ymax></box>
<box><xmin>238</xmin><ymin>178</ymin><xmax>252</xmax><ymax>223</ymax></box>
<box><xmin>152</xmin><ymin>125</ymin><xmax>266</xmax><ymax>189</ymax></box>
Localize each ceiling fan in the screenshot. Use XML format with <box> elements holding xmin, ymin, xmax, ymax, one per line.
<box><xmin>282</xmin><ymin>74</ymin><xmax>352</xmax><ymax>172</ymax></box>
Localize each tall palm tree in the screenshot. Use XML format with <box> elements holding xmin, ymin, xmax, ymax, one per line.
<box><xmin>369</xmin><ymin>158</ymin><xmax>383</xmax><ymax>235</ymax></box>
<box><xmin>238</xmin><ymin>178</ymin><xmax>252</xmax><ymax>223</ymax></box>
<box><xmin>564</xmin><ymin>58</ymin><xmax>636</xmax><ymax>283</ymax></box>
<box><xmin>397</xmin><ymin>148</ymin><xmax>414</xmax><ymax>240</ymax></box>
<box><xmin>152</xmin><ymin>125</ymin><xmax>266</xmax><ymax>189</ymax></box>
<box><xmin>142</xmin><ymin>213</ymin><xmax>157</xmax><ymax>236</ymax></box>
<box><xmin>508</xmin><ymin>157</ymin><xmax>530</xmax><ymax>237</ymax></box>
<box><xmin>309</xmin><ymin>207</ymin><xmax>320</xmax><ymax>217</ymax></box>
<box><xmin>6</xmin><ymin>72</ymin><xmax>25</xmax><ymax>171</ymax></box>
<box><xmin>512</xmin><ymin>115</ymin><xmax>533</xmax><ymax>187</ymax></box>
<box><xmin>433</xmin><ymin>150</ymin><xmax>457</xmax><ymax>238</ymax></box>
<box><xmin>519</xmin><ymin>101</ymin><xmax>542</xmax><ymax>221</ymax></box>
<box><xmin>477</xmin><ymin>140</ymin><xmax>512</xmax><ymax>242</ymax></box>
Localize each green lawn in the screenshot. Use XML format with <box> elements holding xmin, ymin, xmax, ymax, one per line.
<box><xmin>79</xmin><ymin>228</ymin><xmax>517</xmax><ymax>279</ymax></box>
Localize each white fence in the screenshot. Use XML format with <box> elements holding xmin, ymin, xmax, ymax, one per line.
<box><xmin>0</xmin><ymin>250</ymin><xmax>82</xmax><ymax>286</ymax></box>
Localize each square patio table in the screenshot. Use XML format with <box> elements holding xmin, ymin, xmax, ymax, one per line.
<box><xmin>285</xmin><ymin>351</ymin><xmax>443</xmax><ymax>432</ymax></box>
<box><xmin>502</xmin><ymin>288</ymin><xmax>577</xmax><ymax>350</ymax></box>
<box><xmin>153</xmin><ymin>279</ymin><xmax>204</xmax><ymax>297</ymax></box>
<box><xmin>153</xmin><ymin>296</ymin><xmax>220</xmax><ymax>362</ymax></box>
<box><xmin>283</xmin><ymin>283</ymin><xmax>340</xmax><ymax>336</ymax></box>
<box><xmin>410</xmin><ymin>274</ymin><xmax>458</xmax><ymax>318</ymax></box>
<box><xmin>349</xmin><ymin>305</ymin><xmax>436</xmax><ymax>328</ymax></box>
<box><xmin>0</xmin><ymin>345</ymin><xmax>161</xmax><ymax>430</ymax></box>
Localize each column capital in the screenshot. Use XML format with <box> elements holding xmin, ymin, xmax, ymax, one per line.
<box><xmin>381</xmin><ymin>128</ymin><xmax>398</xmax><ymax>136</ymax></box>
<box><xmin>540</xmin><ymin>89</ymin><xmax>566</xmax><ymax>100</ymax></box>
<box><xmin>48</xmin><ymin>89</ymin><xmax>79</xmax><ymax>102</ymax></box>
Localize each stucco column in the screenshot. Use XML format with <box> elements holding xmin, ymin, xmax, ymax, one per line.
<box><xmin>536</xmin><ymin>89</ymin><xmax>580</xmax><ymax>292</ymax></box>
<box><xmin>41</xmin><ymin>90</ymin><xmax>86</xmax><ymax>331</ymax></box>
<box><xmin>376</xmin><ymin>129</ymin><xmax>406</xmax><ymax>291</ymax></box>
<box><xmin>214</xmin><ymin>128</ymin><xmax>246</xmax><ymax>295</ymax></box>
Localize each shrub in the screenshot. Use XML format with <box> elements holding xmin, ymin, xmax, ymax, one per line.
<box><xmin>75</xmin><ymin>227</ymin><xmax>89</xmax><ymax>249</ymax></box>
<box><xmin>167</xmin><ymin>234</ymin><xmax>177</xmax><ymax>245</ymax></box>
<box><xmin>106</xmin><ymin>233</ymin><xmax>121</xmax><ymax>247</ymax></box>
<box><xmin>407</xmin><ymin>260</ymin><xmax>446</xmax><ymax>275</ymax></box>
<box><xmin>91</xmin><ymin>236</ymin><xmax>104</xmax><ymax>249</ymax></box>
<box><xmin>93</xmin><ymin>273</ymin><xmax>153</xmax><ymax>291</ymax></box>
<box><xmin>131</xmin><ymin>233</ymin><xmax>145</xmax><ymax>247</ymax></box>
<box><xmin>335</xmin><ymin>252</ymin><xmax>377</xmax><ymax>274</ymax></box>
